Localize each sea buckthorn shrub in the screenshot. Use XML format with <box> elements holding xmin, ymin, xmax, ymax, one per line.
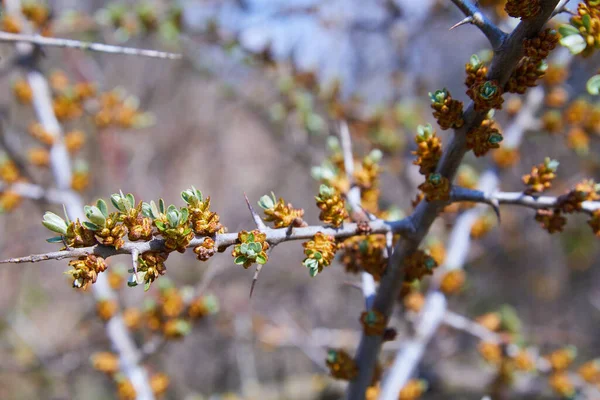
<box><xmin>1</xmin><ymin>1</ymin><xmax>600</xmax><ymax>400</ymax></box>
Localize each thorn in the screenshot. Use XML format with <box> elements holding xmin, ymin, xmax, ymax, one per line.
<box><xmin>132</xmin><ymin>248</ymin><xmax>141</xmax><ymax>284</ymax></box>
<box><xmin>250</xmin><ymin>263</ymin><xmax>263</xmax><ymax>298</ymax></box>
<box><xmin>490</xmin><ymin>198</ymin><xmax>501</xmax><ymax>223</ymax></box>
<box><xmin>450</xmin><ymin>16</ymin><xmax>473</xmax><ymax>31</ymax></box>
<box><xmin>244</xmin><ymin>192</ymin><xmax>267</xmax><ymax>231</ymax></box>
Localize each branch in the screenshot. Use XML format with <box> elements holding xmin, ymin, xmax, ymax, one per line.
<box><xmin>337</xmin><ymin>121</ymin><xmax>379</xmax><ymax>310</ymax></box>
<box><xmin>0</xmin><ymin>181</ymin><xmax>79</xmax><ymax>205</ymax></box>
<box><xmin>0</xmin><ymin>32</ymin><xmax>182</xmax><ymax>60</ymax></box>
<box><xmin>4</xmin><ymin>1</ymin><xmax>155</xmax><ymax>396</ymax></box>
<box><xmin>347</xmin><ymin>2</ymin><xmax>560</xmax><ymax>398</ymax></box>
<box><xmin>378</xmin><ymin>292</ymin><xmax>447</xmax><ymax>400</ymax></box>
<box><xmin>450</xmin><ymin>0</ymin><xmax>507</xmax><ymax>50</ymax></box>
<box><xmin>1</xmin><ymin>218</ymin><xmax>414</xmax><ymax>265</ymax></box>
<box><xmin>451</xmin><ymin>187</ymin><xmax>600</xmax><ymax>215</ymax></box>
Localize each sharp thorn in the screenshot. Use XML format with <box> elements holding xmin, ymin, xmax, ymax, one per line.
<box><xmin>450</xmin><ymin>16</ymin><xmax>474</xmax><ymax>31</ymax></box>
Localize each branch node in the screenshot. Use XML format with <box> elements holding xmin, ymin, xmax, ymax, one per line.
<box><xmin>244</xmin><ymin>192</ymin><xmax>268</xmax><ymax>231</ymax></box>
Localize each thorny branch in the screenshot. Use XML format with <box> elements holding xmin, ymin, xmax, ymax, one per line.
<box><xmin>449</xmin><ymin>0</ymin><xmax>507</xmax><ymax>50</ymax></box>
<box><xmin>346</xmin><ymin>2</ymin><xmax>560</xmax><ymax>399</ymax></box>
<box><xmin>0</xmin><ymin>218</ymin><xmax>414</xmax><ymax>265</ymax></box>
<box><xmin>0</xmin><ymin>31</ymin><xmax>183</xmax><ymax>60</ymax></box>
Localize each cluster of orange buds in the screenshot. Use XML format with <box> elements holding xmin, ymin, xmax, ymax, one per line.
<box><xmin>440</xmin><ymin>269</ymin><xmax>466</xmax><ymax>295</ymax></box>
<box><xmin>27</xmin><ymin>146</ymin><xmax>50</xmax><ymax>168</ymax></box>
<box><xmin>549</xmin><ymin>372</ymin><xmax>575</xmax><ymax>398</ymax></box>
<box><xmin>366</xmin><ymin>379</ymin><xmax>427</xmax><ymax>400</ymax></box>
<box><xmin>91</xmin><ymin>352</ymin><xmax>120</xmax><ymax>375</ymax></box>
<box><xmin>412</xmin><ymin>124</ymin><xmax>442</xmax><ymax>175</ymax></box>
<box><xmin>506</xmin><ymin>58</ymin><xmax>548</xmax><ymax>94</ymax></box>
<box><xmin>465</xmin><ymin>55</ymin><xmax>488</xmax><ymax>90</ymax></box>
<box><xmin>119</xmin><ymin>199</ymin><xmax>153</xmax><ymax>242</ymax></box>
<box><xmin>429</xmin><ymin>89</ymin><xmax>464</xmax><ymax>130</ymax></box>
<box><xmin>149</xmin><ymin>373</ymin><xmax>170</xmax><ymax>397</ymax></box>
<box><xmin>116</xmin><ymin>377</ymin><xmax>136</xmax><ymax>400</ymax></box>
<box><xmin>1</xmin><ymin>13</ymin><xmax>22</xmax><ymax>33</ymax></box>
<box><xmin>578</xmin><ymin>359</ymin><xmax>600</xmax><ymax>384</ymax></box>
<box><xmin>535</xmin><ymin>209</ymin><xmax>566</xmax><ymax>233</ymax></box>
<box><xmin>13</xmin><ymin>78</ymin><xmax>33</xmax><ymax>105</ymax></box>
<box><xmin>492</xmin><ymin>146</ymin><xmax>520</xmax><ymax>168</ymax></box>
<box><xmin>559</xmin><ymin>179</ymin><xmax>600</xmax><ymax>213</ymax></box>
<box><xmin>339</xmin><ymin>234</ymin><xmax>387</xmax><ymax>280</ymax></box>
<box><xmin>403</xmin><ymin>290</ymin><xmax>425</xmax><ymax>312</ymax></box>
<box><xmin>546</xmin><ymin>347</ymin><xmax>578</xmax><ymax>398</ymax></box>
<box><xmin>64</xmin><ymin>130</ymin><xmax>86</xmax><ymax>154</ymax></box>
<box><xmin>541</xmin><ymin>110</ymin><xmax>565</xmax><ymax>134</ymax></box>
<box><xmin>0</xmin><ymin>157</ymin><xmax>25</xmax><ymax>212</ymax></box>
<box><xmin>512</xmin><ymin>349</ymin><xmax>536</xmax><ymax>372</ymax></box>
<box><xmin>258</xmin><ymin>192</ymin><xmax>306</xmax><ymax>228</ymax></box>
<box><xmin>418</xmin><ymin>173</ymin><xmax>450</xmax><ymax>202</ymax></box>
<box><xmin>354</xmin><ymin>150</ymin><xmax>383</xmax><ymax>214</ymax></box>
<box><xmin>523</xmin><ymin>29</ymin><xmax>559</xmax><ymax>62</ymax></box>
<box><xmin>21</xmin><ymin>0</ymin><xmax>53</xmax><ymax>35</ymax></box>
<box><xmin>522</xmin><ymin>157</ymin><xmax>559</xmax><ymax>194</ymax></box>
<box><xmin>360</xmin><ymin>309</ymin><xmax>387</xmax><ymax>336</ymax></box>
<box><xmin>504</xmin><ymin>0</ymin><xmax>541</xmax><ymax>19</ymax></box>
<box><xmin>315</xmin><ymin>185</ymin><xmax>349</xmax><ymax>227</ymax></box>
<box><xmin>137</xmin><ymin>251</ymin><xmax>169</xmax><ymax>290</ymax></box>
<box><xmin>562</xmin><ymin>0</ymin><xmax>600</xmax><ymax>57</ymax></box>
<box><xmin>94</xmin><ymin>88</ymin><xmax>154</xmax><ymax>129</ymax></box>
<box><xmin>404</xmin><ymin>250</ymin><xmax>438</xmax><ymax>282</ymax></box>
<box><xmin>71</xmin><ymin>165</ymin><xmax>90</xmax><ymax>192</ymax></box>
<box><xmin>193</xmin><ymin>237</ymin><xmax>216</xmax><ymax>261</ymax></box>
<box><xmin>65</xmin><ymin>254</ymin><xmax>108</xmax><ymax>290</ymax></box>
<box><xmin>470</xmin><ymin>212</ymin><xmax>497</xmax><ymax>239</ymax></box>
<box><xmin>145</xmin><ymin>202</ymin><xmax>194</xmax><ymax>253</ymax></box>
<box><xmin>478</xmin><ymin>341</ymin><xmax>503</xmax><ymax>365</ymax></box>
<box><xmin>547</xmin><ymin>347</ymin><xmax>577</xmax><ymax>371</ymax></box>
<box><xmin>180</xmin><ymin>187</ymin><xmax>224</xmax><ymax>236</ymax></box>
<box><xmin>96</xmin><ymin>298</ymin><xmax>119</xmax><ymax>321</ymax></box>
<box><xmin>467</xmin><ymin>80</ymin><xmax>504</xmax><ymax>112</ymax></box>
<box><xmin>507</xmin><ymin>28</ymin><xmax>558</xmax><ymax>94</ymax></box>
<box><xmin>28</xmin><ymin>123</ymin><xmax>55</xmax><ymax>146</ymax></box>
<box><xmin>232</xmin><ymin>230</ymin><xmax>269</xmax><ymax>269</ymax></box>
<box><xmin>466</xmin><ymin>119</ymin><xmax>503</xmax><ymax>157</ymax></box>
<box><xmin>326</xmin><ymin>349</ymin><xmax>358</xmax><ymax>381</ymax></box>
<box><xmin>302</xmin><ymin>232</ymin><xmax>337</xmax><ymax>277</ymax></box>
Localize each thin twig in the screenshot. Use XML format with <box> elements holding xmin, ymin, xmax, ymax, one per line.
<box><xmin>0</xmin><ymin>31</ymin><xmax>182</xmax><ymax>60</ymax></box>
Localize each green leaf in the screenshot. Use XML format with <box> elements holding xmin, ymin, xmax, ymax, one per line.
<box><xmin>560</xmin><ymin>34</ymin><xmax>586</xmax><ymax>55</ymax></box>
<box><xmin>126</xmin><ymin>193</ymin><xmax>135</xmax><ymax>209</ymax></box>
<box><xmin>256</xmin><ymin>254</ymin><xmax>267</xmax><ymax>264</ymax></box>
<box><xmin>240</xmin><ymin>243</ymin><xmax>249</xmax><ymax>254</ymax></box>
<box><xmin>144</xmin><ymin>280</ymin><xmax>152</xmax><ymax>291</ymax></box>
<box><xmin>234</xmin><ymin>256</ymin><xmax>247</xmax><ymax>265</ymax></box>
<box><xmin>583</xmin><ymin>13</ymin><xmax>591</xmax><ymax>31</ymax></box>
<box><xmin>85</xmin><ymin>205</ymin><xmax>106</xmax><ymax>227</ymax></box>
<box><xmin>247</xmin><ymin>232</ymin><xmax>255</xmax><ymax>242</ymax></box>
<box><xmin>154</xmin><ymin>220</ymin><xmax>165</xmax><ymax>231</ymax></box>
<box><xmin>167</xmin><ymin>209</ymin><xmax>179</xmax><ymax>227</ymax></box>
<box><xmin>141</xmin><ymin>202</ymin><xmax>152</xmax><ymax>218</ymax></box>
<box><xmin>558</xmin><ymin>24</ymin><xmax>579</xmax><ymax>37</ymax></box>
<box><xmin>97</xmin><ymin>199</ymin><xmax>108</xmax><ymax>217</ymax></box>
<box><xmin>586</xmin><ymin>75</ymin><xmax>600</xmax><ymax>95</ymax></box>
<box><xmin>83</xmin><ymin>221</ymin><xmax>100</xmax><ymax>231</ymax></box>
<box><xmin>258</xmin><ymin>194</ymin><xmax>276</xmax><ymax>210</ymax></box>
<box><xmin>179</xmin><ymin>208</ymin><xmax>189</xmax><ymax>224</ymax></box>
<box><xmin>62</xmin><ymin>204</ymin><xmax>71</xmax><ymax>225</ymax></box>
<box><xmin>158</xmin><ymin>199</ymin><xmax>165</xmax><ymax>214</ymax></box>
<box><xmin>249</xmin><ymin>242</ymin><xmax>262</xmax><ymax>253</ymax></box>
<box><xmin>46</xmin><ymin>236</ymin><xmax>65</xmax><ymax>243</ymax></box>
<box><xmin>110</xmin><ymin>193</ymin><xmax>122</xmax><ymax>211</ymax></box>
<box><xmin>309</xmin><ymin>267</ymin><xmax>319</xmax><ymax>277</ymax></box>
<box><xmin>42</xmin><ymin>211</ymin><xmax>68</xmax><ymax>234</ymax></box>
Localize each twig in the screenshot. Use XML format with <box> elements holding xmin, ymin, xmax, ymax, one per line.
<box><xmin>449</xmin><ymin>0</ymin><xmax>507</xmax><ymax>50</ymax></box>
<box><xmin>0</xmin><ymin>31</ymin><xmax>182</xmax><ymax>60</ymax></box>
<box><xmin>347</xmin><ymin>3</ymin><xmax>560</xmax><ymax>398</ymax></box>
<box><xmin>1</xmin><ymin>218</ymin><xmax>414</xmax><ymax>264</ymax></box>
<box><xmin>451</xmin><ymin>187</ymin><xmax>600</xmax><ymax>215</ymax></box>
<box><xmin>0</xmin><ymin>181</ymin><xmax>79</xmax><ymax>205</ymax></box>
<box><xmin>379</xmin><ymin>292</ymin><xmax>447</xmax><ymax>400</ymax></box>
<box><xmin>337</xmin><ymin>121</ymin><xmax>378</xmax><ymax>310</ymax></box>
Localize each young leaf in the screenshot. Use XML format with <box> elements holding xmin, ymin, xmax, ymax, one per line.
<box><xmin>256</xmin><ymin>254</ymin><xmax>267</xmax><ymax>264</ymax></box>
<box><xmin>46</xmin><ymin>236</ymin><xmax>65</xmax><ymax>243</ymax></box>
<box><xmin>234</xmin><ymin>256</ymin><xmax>247</xmax><ymax>265</ymax></box>
<box><xmin>42</xmin><ymin>211</ymin><xmax>68</xmax><ymax>234</ymax></box>
<box><xmin>586</xmin><ymin>75</ymin><xmax>600</xmax><ymax>96</ymax></box>
<box><xmin>83</xmin><ymin>221</ymin><xmax>100</xmax><ymax>231</ymax></box>
<box><xmin>97</xmin><ymin>199</ymin><xmax>108</xmax><ymax>217</ymax></box>
<box><xmin>159</xmin><ymin>198</ymin><xmax>165</xmax><ymax>214</ymax></box>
